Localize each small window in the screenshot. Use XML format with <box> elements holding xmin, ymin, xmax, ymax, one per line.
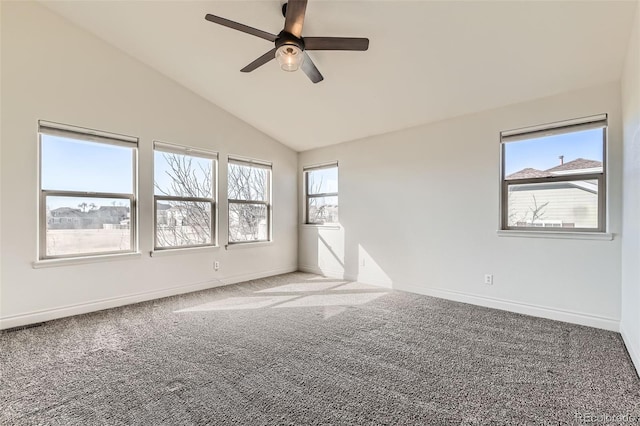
<box><xmin>500</xmin><ymin>114</ymin><xmax>607</xmax><ymax>232</ymax></box>
<box><xmin>304</xmin><ymin>162</ymin><xmax>339</xmax><ymax>224</ymax></box>
<box><xmin>38</xmin><ymin>121</ymin><xmax>138</xmax><ymax>259</ymax></box>
<box><xmin>154</xmin><ymin>142</ymin><xmax>217</xmax><ymax>249</ymax></box>
<box><xmin>227</xmin><ymin>157</ymin><xmax>272</xmax><ymax>243</ymax></box>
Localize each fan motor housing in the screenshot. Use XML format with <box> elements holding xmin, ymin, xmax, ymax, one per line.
<box><xmin>275</xmin><ymin>31</ymin><xmax>305</xmax><ymax>51</ymax></box>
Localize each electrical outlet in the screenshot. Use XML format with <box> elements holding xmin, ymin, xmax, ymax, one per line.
<box><xmin>484</xmin><ymin>274</ymin><xmax>493</xmax><ymax>285</ymax></box>
<box><xmin>214</xmin><ymin>261</ymin><xmax>220</xmax><ymax>271</ymax></box>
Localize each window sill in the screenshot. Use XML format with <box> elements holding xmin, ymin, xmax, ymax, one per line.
<box><xmin>225</xmin><ymin>241</ymin><xmax>273</xmax><ymax>250</ymax></box>
<box><xmin>300</xmin><ymin>224</ymin><xmax>341</xmax><ymax>230</ymax></box>
<box><xmin>496</xmin><ymin>230</ymin><xmax>614</xmax><ymax>241</ymax></box>
<box><xmin>33</xmin><ymin>252</ymin><xmax>142</xmax><ymax>269</ymax></box>
<box><xmin>150</xmin><ymin>245</ymin><xmax>219</xmax><ymax>257</ymax></box>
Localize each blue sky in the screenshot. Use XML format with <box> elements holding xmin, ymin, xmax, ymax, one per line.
<box><xmin>307</xmin><ymin>167</ymin><xmax>338</xmax><ymax>193</ymax></box>
<box><xmin>42</xmin><ymin>129</ymin><xmax>600</xmax><ymax>210</ymax></box>
<box><xmin>42</xmin><ymin>134</ymin><xmax>215</xmax><ymax>210</ymax></box>
<box><xmin>42</xmin><ymin>135</ymin><xmax>133</xmax><ymax>193</ymax></box>
<box><xmin>154</xmin><ymin>150</ymin><xmax>212</xmax><ymax>197</ymax></box>
<box><xmin>504</xmin><ymin>128</ymin><xmax>603</xmax><ymax>175</ymax></box>
<box><xmin>41</xmin><ymin>135</ymin><xmax>134</xmax><ymax>210</ymax></box>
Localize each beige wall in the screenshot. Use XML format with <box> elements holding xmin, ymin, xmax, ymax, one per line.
<box><xmin>621</xmin><ymin>0</ymin><xmax>640</xmax><ymax>375</ymax></box>
<box><xmin>299</xmin><ymin>82</ymin><xmax>623</xmax><ymax>331</ymax></box>
<box><xmin>0</xmin><ymin>2</ymin><xmax>298</xmax><ymax>328</ymax></box>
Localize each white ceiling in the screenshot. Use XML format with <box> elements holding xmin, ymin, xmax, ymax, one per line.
<box><xmin>41</xmin><ymin>1</ymin><xmax>637</xmax><ymax>152</ymax></box>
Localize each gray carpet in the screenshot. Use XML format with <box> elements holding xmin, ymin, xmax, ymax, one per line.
<box><xmin>1</xmin><ymin>272</ymin><xmax>639</xmax><ymax>425</ymax></box>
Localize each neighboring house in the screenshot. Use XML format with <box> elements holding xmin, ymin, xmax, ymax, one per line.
<box><xmin>156</xmin><ymin>202</ymin><xmax>187</xmax><ymax>227</ymax></box>
<box><xmin>156</xmin><ymin>202</ymin><xmax>172</xmax><ymax>226</ymax></box>
<box><xmin>48</xmin><ymin>207</ymin><xmax>84</xmax><ymax>229</ymax></box>
<box><xmin>505</xmin><ymin>158</ymin><xmax>602</xmax><ymax>228</ymax></box>
<box><xmin>48</xmin><ymin>205</ymin><xmax>130</xmax><ymax>229</ymax></box>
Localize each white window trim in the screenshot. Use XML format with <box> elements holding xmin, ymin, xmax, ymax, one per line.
<box><xmin>500</xmin><ymin>114</ymin><xmax>608</xmax><ymax>234</ymax></box>
<box><xmin>300</xmin><ymin>224</ymin><xmax>342</xmax><ymax>230</ymax></box>
<box><xmin>149</xmin><ymin>245</ymin><xmax>220</xmax><ymax>257</ymax></box>
<box><xmin>38</xmin><ymin>121</ymin><xmax>139</xmax><ymax>260</ymax></box>
<box><xmin>303</xmin><ymin>161</ymin><xmax>339</xmax><ymax>225</ymax></box>
<box><xmin>227</xmin><ymin>155</ymin><xmax>273</xmax><ymax>245</ymax></box>
<box><xmin>153</xmin><ymin>141</ymin><xmax>218</xmax><ymax>251</ymax></box>
<box><xmin>224</xmin><ymin>241</ymin><xmax>274</xmax><ymax>250</ymax></box>
<box><xmin>496</xmin><ymin>230</ymin><xmax>614</xmax><ymax>241</ymax></box>
<box><xmin>33</xmin><ymin>252</ymin><xmax>142</xmax><ymax>269</ymax></box>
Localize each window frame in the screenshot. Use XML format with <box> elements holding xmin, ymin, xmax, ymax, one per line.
<box><xmin>153</xmin><ymin>141</ymin><xmax>218</xmax><ymax>251</ymax></box>
<box><xmin>227</xmin><ymin>156</ymin><xmax>272</xmax><ymax>245</ymax></box>
<box><xmin>38</xmin><ymin>120</ymin><xmax>138</xmax><ymax>260</ymax></box>
<box><xmin>500</xmin><ymin>114</ymin><xmax>607</xmax><ymax>233</ymax></box>
<box><xmin>303</xmin><ymin>162</ymin><xmax>339</xmax><ymax>225</ymax></box>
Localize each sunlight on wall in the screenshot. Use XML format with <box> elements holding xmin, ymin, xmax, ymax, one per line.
<box><xmin>357</xmin><ymin>245</ymin><xmax>393</xmax><ymax>288</ymax></box>
<box><xmin>317</xmin><ymin>227</ymin><xmax>345</xmax><ymax>277</ymax></box>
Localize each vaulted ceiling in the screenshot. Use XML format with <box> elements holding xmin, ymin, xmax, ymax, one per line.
<box><xmin>41</xmin><ymin>1</ymin><xmax>637</xmax><ymax>152</ymax></box>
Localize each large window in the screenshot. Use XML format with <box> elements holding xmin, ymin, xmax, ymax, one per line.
<box><xmin>154</xmin><ymin>142</ymin><xmax>217</xmax><ymax>249</ymax></box>
<box><xmin>304</xmin><ymin>162</ymin><xmax>338</xmax><ymax>224</ymax></box>
<box><xmin>227</xmin><ymin>157</ymin><xmax>272</xmax><ymax>243</ymax></box>
<box><xmin>501</xmin><ymin>114</ymin><xmax>607</xmax><ymax>232</ymax></box>
<box><xmin>39</xmin><ymin>121</ymin><xmax>138</xmax><ymax>259</ymax></box>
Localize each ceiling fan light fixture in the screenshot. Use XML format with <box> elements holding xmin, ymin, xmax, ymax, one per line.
<box><xmin>275</xmin><ymin>44</ymin><xmax>304</xmax><ymax>72</ymax></box>
<box><xmin>205</xmin><ymin>0</ymin><xmax>369</xmax><ymax>83</ymax></box>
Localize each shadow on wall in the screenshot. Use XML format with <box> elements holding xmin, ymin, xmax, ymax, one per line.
<box><xmin>300</xmin><ymin>225</ymin><xmax>393</xmax><ymax>289</ymax></box>
<box><xmin>300</xmin><ymin>226</ymin><xmax>346</xmax><ymax>277</ymax></box>
<box><xmin>174</xmin><ymin>276</ymin><xmax>389</xmax><ymax>320</ymax></box>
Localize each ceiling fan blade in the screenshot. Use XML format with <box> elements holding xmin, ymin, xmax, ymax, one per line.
<box><xmin>284</xmin><ymin>0</ymin><xmax>308</xmax><ymax>38</ymax></box>
<box><xmin>205</xmin><ymin>14</ymin><xmax>277</xmax><ymax>42</ymax></box>
<box><xmin>240</xmin><ymin>48</ymin><xmax>277</xmax><ymax>72</ymax></box>
<box><xmin>301</xmin><ymin>52</ymin><xmax>323</xmax><ymax>84</ymax></box>
<box><xmin>304</xmin><ymin>37</ymin><xmax>369</xmax><ymax>51</ymax></box>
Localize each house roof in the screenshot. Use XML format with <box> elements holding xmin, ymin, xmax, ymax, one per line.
<box><xmin>97</xmin><ymin>206</ymin><xmax>129</xmax><ymax>213</ymax></box>
<box><xmin>506</xmin><ymin>158</ymin><xmax>603</xmax><ymax>180</ymax></box>
<box><xmin>505</xmin><ymin>168</ymin><xmax>552</xmax><ymax>180</ymax></box>
<box><xmin>51</xmin><ymin>207</ymin><xmax>82</xmax><ymax>214</ymax></box>
<box><xmin>545</xmin><ymin>158</ymin><xmax>602</xmax><ymax>173</ymax></box>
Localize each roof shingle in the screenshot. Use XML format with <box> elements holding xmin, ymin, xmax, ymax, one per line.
<box><xmin>545</xmin><ymin>158</ymin><xmax>602</xmax><ymax>172</ymax></box>
<box><xmin>506</xmin><ymin>158</ymin><xmax>603</xmax><ymax>180</ymax></box>
<box><xmin>505</xmin><ymin>168</ymin><xmax>551</xmax><ymax>180</ymax></box>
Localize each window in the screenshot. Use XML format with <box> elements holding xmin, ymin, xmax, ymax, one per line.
<box><xmin>500</xmin><ymin>114</ymin><xmax>607</xmax><ymax>232</ymax></box>
<box><xmin>154</xmin><ymin>142</ymin><xmax>217</xmax><ymax>249</ymax></box>
<box><xmin>227</xmin><ymin>157</ymin><xmax>272</xmax><ymax>243</ymax></box>
<box><xmin>38</xmin><ymin>121</ymin><xmax>138</xmax><ymax>259</ymax></box>
<box><xmin>304</xmin><ymin>162</ymin><xmax>339</xmax><ymax>224</ymax></box>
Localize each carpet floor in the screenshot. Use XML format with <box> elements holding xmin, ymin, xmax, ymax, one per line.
<box><xmin>1</xmin><ymin>272</ymin><xmax>639</xmax><ymax>425</ymax></box>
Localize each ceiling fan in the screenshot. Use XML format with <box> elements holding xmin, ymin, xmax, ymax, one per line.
<box><xmin>204</xmin><ymin>0</ymin><xmax>369</xmax><ymax>83</ymax></box>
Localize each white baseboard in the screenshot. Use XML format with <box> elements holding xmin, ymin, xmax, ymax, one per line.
<box><xmin>400</xmin><ymin>284</ymin><xmax>620</xmax><ymax>332</ymax></box>
<box><xmin>0</xmin><ymin>266</ymin><xmax>297</xmax><ymax>330</ymax></box>
<box><xmin>620</xmin><ymin>323</ymin><xmax>640</xmax><ymax>377</ymax></box>
<box><xmin>297</xmin><ymin>269</ymin><xmax>620</xmax><ymax>332</ymax></box>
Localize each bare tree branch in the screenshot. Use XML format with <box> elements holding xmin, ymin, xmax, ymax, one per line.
<box><xmin>154</xmin><ymin>153</ymin><xmax>212</xmax><ymax>246</ymax></box>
